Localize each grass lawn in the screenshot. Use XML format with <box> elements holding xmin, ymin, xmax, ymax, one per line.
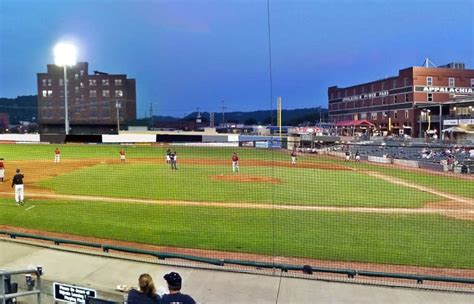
<box><xmin>0</xmin><ymin>198</ymin><xmax>472</xmax><ymax>269</ymax></box>
<box><xmin>322</xmin><ymin>157</ymin><xmax>474</xmax><ymax>199</ymax></box>
<box><xmin>0</xmin><ymin>144</ymin><xmax>288</xmax><ymax>161</ymax></box>
<box><xmin>37</xmin><ymin>163</ymin><xmax>437</xmax><ymax>207</ymax></box>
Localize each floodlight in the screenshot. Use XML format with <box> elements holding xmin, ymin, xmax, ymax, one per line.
<box><xmin>54</xmin><ymin>43</ymin><xmax>77</xmax><ymax>66</ymax></box>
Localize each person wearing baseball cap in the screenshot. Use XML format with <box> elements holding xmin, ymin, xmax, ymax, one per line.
<box><xmin>161</xmin><ymin>272</ymin><xmax>196</xmax><ymax>304</ymax></box>
<box><xmin>11</xmin><ymin>168</ymin><xmax>24</xmax><ymax>206</ymax></box>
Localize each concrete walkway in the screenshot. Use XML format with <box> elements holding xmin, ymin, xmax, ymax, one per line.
<box><xmin>0</xmin><ymin>240</ymin><xmax>472</xmax><ymax>303</ymax></box>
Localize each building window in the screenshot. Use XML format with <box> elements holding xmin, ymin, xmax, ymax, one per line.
<box><xmin>90</xmin><ymin>90</ymin><xmax>97</xmax><ymax>97</ymax></box>
<box><xmin>89</xmin><ymin>79</ymin><xmax>97</xmax><ymax>86</ymax></box>
<box><xmin>42</xmin><ymin>79</ymin><xmax>47</xmax><ymax>86</ymax></box>
<box><xmin>42</xmin><ymin>90</ymin><xmax>53</xmax><ymax>97</ymax></box>
<box><xmin>103</xmin><ymin>90</ymin><xmax>110</xmax><ymax>97</ymax></box>
<box><xmin>59</xmin><ymin>79</ymin><xmax>64</xmax><ymax>86</ymax></box>
<box><xmin>47</xmin><ymin>79</ymin><xmax>52</xmax><ymax>86</ymax></box>
<box><xmin>394</xmin><ymin>111</ymin><xmax>398</xmax><ymax>119</ymax></box>
<box><xmin>371</xmin><ymin>112</ymin><xmax>377</xmax><ymax>120</ymax></box>
<box><xmin>449</xmin><ymin>77</ymin><xmax>455</xmax><ymax>87</ymax></box>
<box><xmin>382</xmin><ymin>97</ymin><xmax>385</xmax><ymax>105</ymax></box>
<box><xmin>394</xmin><ymin>95</ymin><xmax>397</xmax><ymax>103</ymax></box>
<box><xmin>115</xmin><ymin>90</ymin><xmax>123</xmax><ymax>97</ymax></box>
<box><xmin>102</xmin><ymin>79</ymin><xmax>109</xmax><ymax>86</ymax></box>
<box><xmin>404</xmin><ymin>77</ymin><xmax>408</xmax><ymax>86</ymax></box>
<box><xmin>114</xmin><ymin>79</ymin><xmax>122</xmax><ymax>86</ymax></box>
<box><xmin>393</xmin><ymin>79</ymin><xmax>397</xmax><ymax>88</ymax></box>
<box><xmin>74</xmin><ymin>74</ymin><xmax>79</xmax><ymax>80</ymax></box>
<box><xmin>426</xmin><ymin>76</ymin><xmax>433</xmax><ymax>86</ymax></box>
<box><xmin>405</xmin><ymin>110</ymin><xmax>409</xmax><ymax>119</ymax></box>
<box><xmin>80</xmin><ymin>82</ymin><xmax>85</xmax><ymax>88</ymax></box>
<box><xmin>74</xmin><ymin>87</ymin><xmax>79</xmax><ymax>93</ymax></box>
<box><xmin>381</xmin><ymin>82</ymin><xmax>385</xmax><ymax>90</ymax></box>
<box><xmin>80</xmin><ymin>70</ymin><xmax>85</xmax><ymax>76</ymax></box>
<box><xmin>330</xmin><ymin>93</ymin><xmax>334</xmax><ymax>99</ymax></box>
<box><xmin>471</xmin><ymin>79</ymin><xmax>474</xmax><ymax>88</ymax></box>
<box><xmin>405</xmin><ymin>94</ymin><xmax>409</xmax><ymax>102</ymax></box>
<box><xmin>427</xmin><ymin>93</ymin><xmax>433</xmax><ymax>102</ymax></box>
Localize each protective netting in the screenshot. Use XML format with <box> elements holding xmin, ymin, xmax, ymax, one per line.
<box><xmin>0</xmin><ymin>141</ymin><xmax>473</xmax><ymax>291</ymax></box>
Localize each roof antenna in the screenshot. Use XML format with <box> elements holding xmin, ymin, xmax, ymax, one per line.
<box><xmin>423</xmin><ymin>58</ymin><xmax>437</xmax><ymax>68</ymax></box>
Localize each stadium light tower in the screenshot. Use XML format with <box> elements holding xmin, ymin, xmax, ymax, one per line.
<box><xmin>54</xmin><ymin>43</ymin><xmax>77</xmax><ymax>135</ymax></box>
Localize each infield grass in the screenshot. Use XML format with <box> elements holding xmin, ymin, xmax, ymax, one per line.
<box><xmin>0</xmin><ymin>198</ymin><xmax>472</xmax><ymax>269</ymax></box>
<box><xmin>37</xmin><ymin>163</ymin><xmax>437</xmax><ymax>207</ymax></box>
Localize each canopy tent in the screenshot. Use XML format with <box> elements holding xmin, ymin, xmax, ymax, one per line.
<box><xmin>335</xmin><ymin>120</ymin><xmax>375</xmax><ymax>127</ymax></box>
<box><xmin>442</xmin><ymin>126</ymin><xmax>474</xmax><ymax>133</ymax></box>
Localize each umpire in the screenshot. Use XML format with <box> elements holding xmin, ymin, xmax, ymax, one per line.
<box><xmin>11</xmin><ymin>168</ymin><xmax>25</xmax><ymax>206</ymax></box>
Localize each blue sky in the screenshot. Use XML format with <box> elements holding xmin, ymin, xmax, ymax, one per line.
<box><xmin>0</xmin><ymin>0</ymin><xmax>473</xmax><ymax>117</ymax></box>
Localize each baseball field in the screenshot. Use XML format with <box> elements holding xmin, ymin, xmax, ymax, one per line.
<box><xmin>0</xmin><ymin>144</ymin><xmax>473</xmax><ymax>273</ymax></box>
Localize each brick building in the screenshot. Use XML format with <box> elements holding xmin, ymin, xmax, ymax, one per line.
<box><xmin>37</xmin><ymin>62</ymin><xmax>136</xmax><ymax>134</ymax></box>
<box><xmin>328</xmin><ymin>63</ymin><xmax>474</xmax><ymax>137</ymax></box>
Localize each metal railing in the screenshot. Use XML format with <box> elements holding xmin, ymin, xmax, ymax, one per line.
<box><xmin>0</xmin><ymin>268</ymin><xmax>42</xmax><ymax>304</ymax></box>
<box><xmin>1</xmin><ymin>230</ymin><xmax>474</xmax><ymax>288</ymax></box>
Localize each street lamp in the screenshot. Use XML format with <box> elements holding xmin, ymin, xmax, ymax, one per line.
<box><xmin>54</xmin><ymin>43</ymin><xmax>77</xmax><ymax>135</ymax></box>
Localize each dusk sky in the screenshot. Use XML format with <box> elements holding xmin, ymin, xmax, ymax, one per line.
<box><xmin>1</xmin><ymin>0</ymin><xmax>473</xmax><ymax>117</ymax></box>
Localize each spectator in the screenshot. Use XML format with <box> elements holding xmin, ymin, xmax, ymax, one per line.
<box><xmin>127</xmin><ymin>273</ymin><xmax>160</xmax><ymax>304</ymax></box>
<box><xmin>161</xmin><ymin>272</ymin><xmax>196</xmax><ymax>304</ymax></box>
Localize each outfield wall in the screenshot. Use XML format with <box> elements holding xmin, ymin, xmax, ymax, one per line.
<box><xmin>0</xmin><ymin>134</ymin><xmax>41</xmax><ymax>142</ymax></box>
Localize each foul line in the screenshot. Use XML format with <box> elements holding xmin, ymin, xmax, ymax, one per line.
<box><xmin>25</xmin><ymin>205</ymin><xmax>36</xmax><ymax>211</ymax></box>
<box><xmin>361</xmin><ymin>171</ymin><xmax>474</xmax><ymax>206</ymax></box>
<box><xmin>0</xmin><ymin>191</ymin><xmax>469</xmax><ymax>216</ymax></box>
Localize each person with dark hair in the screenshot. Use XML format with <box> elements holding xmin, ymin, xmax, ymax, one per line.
<box><xmin>127</xmin><ymin>273</ymin><xmax>160</xmax><ymax>304</ymax></box>
<box><xmin>11</xmin><ymin>168</ymin><xmax>24</xmax><ymax>206</ymax></box>
<box><xmin>161</xmin><ymin>272</ymin><xmax>196</xmax><ymax>304</ymax></box>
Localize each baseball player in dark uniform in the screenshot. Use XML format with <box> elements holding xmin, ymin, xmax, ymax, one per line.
<box><xmin>11</xmin><ymin>168</ymin><xmax>24</xmax><ymax>206</ymax></box>
<box><xmin>170</xmin><ymin>150</ymin><xmax>178</xmax><ymax>170</ymax></box>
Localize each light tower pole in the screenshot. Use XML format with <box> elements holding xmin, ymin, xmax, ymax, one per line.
<box><xmin>54</xmin><ymin>43</ymin><xmax>77</xmax><ymax>135</ymax></box>
<box><xmin>116</xmin><ymin>101</ymin><xmax>122</xmax><ymax>133</ymax></box>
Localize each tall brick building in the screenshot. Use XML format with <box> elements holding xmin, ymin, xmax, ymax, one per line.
<box><xmin>328</xmin><ymin>63</ymin><xmax>474</xmax><ymax>137</ymax></box>
<box><xmin>37</xmin><ymin>62</ymin><xmax>136</xmax><ymax>134</ymax></box>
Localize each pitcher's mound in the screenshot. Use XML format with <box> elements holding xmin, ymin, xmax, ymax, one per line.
<box><xmin>210</xmin><ymin>174</ymin><xmax>281</xmax><ymax>184</ymax></box>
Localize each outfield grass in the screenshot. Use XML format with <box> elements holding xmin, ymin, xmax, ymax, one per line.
<box><xmin>0</xmin><ymin>144</ymin><xmax>288</xmax><ymax>161</ymax></box>
<box><xmin>0</xmin><ymin>198</ymin><xmax>472</xmax><ymax>269</ymax></box>
<box><xmin>324</xmin><ymin>158</ymin><xmax>474</xmax><ymax>199</ymax></box>
<box><xmin>37</xmin><ymin>163</ymin><xmax>437</xmax><ymax>207</ymax></box>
